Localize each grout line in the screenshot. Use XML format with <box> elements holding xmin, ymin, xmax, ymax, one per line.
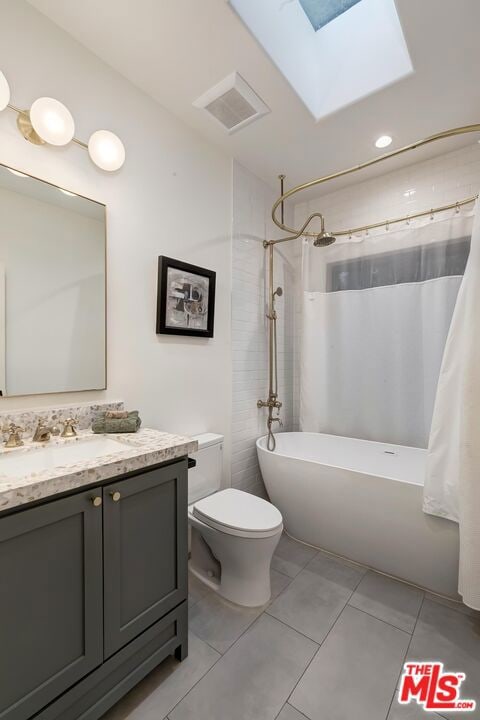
<box><xmin>191</xmin><ymin>604</ymin><xmax>263</xmax><ymax>656</ymax></box>
<box><xmin>384</xmin><ymin>593</ymin><xmax>426</xmax><ymax>720</ymax></box>
<box><xmin>263</xmin><ymin>610</ymin><xmax>321</xmax><ymax>647</ymax></box>
<box><xmin>346</xmin><ymin>601</ymin><xmax>420</xmax><ymax>636</ymax></box>
<box><xmin>273</xmin><ymin>703</ymin><xmax>311</xmax><ymax>720</ymax></box>
<box><xmin>285</xmin><ymin>532</ymin><xmax>469</xmax><ymax>614</ymax></box>
<box><xmin>164</xmin><ymin>637</ymin><xmax>225</xmax><ymax>717</ymax></box>
<box><xmin>284</xmin><ymin>567</ymin><xmax>365</xmax><ymax>709</ymax></box>
<box><xmin>272</xmin><ymin>566</ymin><xmax>296</xmax><ymax>580</ymax></box>
<box><xmin>167</xmin><ymin>603</ymin><xmax>276</xmax><ymax>716</ymax></box>
<box><xmin>188</xmin><ymin>627</ymin><xmax>225</xmax><ymax>656</ymax></box>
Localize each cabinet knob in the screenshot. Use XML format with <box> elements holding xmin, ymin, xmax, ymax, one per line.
<box><xmin>110</xmin><ymin>491</ymin><xmax>121</xmax><ymax>502</ymax></box>
<box><xmin>91</xmin><ymin>496</ymin><xmax>102</xmax><ymax>507</ymax></box>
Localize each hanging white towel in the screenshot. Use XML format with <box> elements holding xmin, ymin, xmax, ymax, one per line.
<box><xmin>424</xmin><ymin>202</ymin><xmax>480</xmax><ymax>610</ymax></box>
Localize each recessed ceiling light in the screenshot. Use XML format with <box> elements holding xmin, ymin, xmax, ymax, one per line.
<box><xmin>59</xmin><ymin>188</ymin><xmax>76</xmax><ymax>197</ymax></box>
<box><xmin>375</xmin><ymin>135</ymin><xmax>393</xmax><ymax>148</ymax></box>
<box><xmin>7</xmin><ymin>168</ymin><xmax>28</xmax><ymax>178</ymax></box>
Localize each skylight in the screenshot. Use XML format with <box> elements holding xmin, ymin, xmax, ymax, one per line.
<box><xmin>299</xmin><ymin>0</ymin><xmax>362</xmax><ymax>31</ymax></box>
<box><xmin>229</xmin><ymin>0</ymin><xmax>413</xmax><ymax>121</ymax></box>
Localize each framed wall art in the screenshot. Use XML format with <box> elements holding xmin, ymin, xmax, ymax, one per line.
<box><xmin>156</xmin><ymin>256</ymin><xmax>216</xmax><ymax>338</ymax></box>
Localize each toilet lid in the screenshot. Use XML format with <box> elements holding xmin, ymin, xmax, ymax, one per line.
<box><xmin>193</xmin><ymin>488</ymin><xmax>283</xmax><ymax>536</ymax></box>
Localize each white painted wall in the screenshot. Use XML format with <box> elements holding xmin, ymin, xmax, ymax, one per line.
<box><xmin>0</xmin><ymin>185</ymin><xmax>105</xmax><ymax>396</ymax></box>
<box><xmin>0</xmin><ymin>1</ymin><xmax>232</xmax><ymax>479</ymax></box>
<box><xmin>232</xmin><ymin>161</ymin><xmax>296</xmax><ymax>496</ymax></box>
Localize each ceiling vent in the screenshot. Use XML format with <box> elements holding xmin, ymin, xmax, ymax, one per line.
<box><xmin>193</xmin><ymin>72</ymin><xmax>270</xmax><ymax>134</ymax></box>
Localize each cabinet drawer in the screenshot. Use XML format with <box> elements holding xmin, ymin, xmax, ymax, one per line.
<box><xmin>0</xmin><ymin>490</ymin><xmax>103</xmax><ymax>720</ymax></box>
<box><xmin>103</xmin><ymin>460</ymin><xmax>188</xmax><ymax>658</ymax></box>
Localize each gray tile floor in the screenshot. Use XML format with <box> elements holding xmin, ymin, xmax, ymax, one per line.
<box><xmin>102</xmin><ymin>534</ymin><xmax>480</xmax><ymax>720</ymax></box>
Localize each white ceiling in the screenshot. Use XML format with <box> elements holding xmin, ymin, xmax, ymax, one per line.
<box><xmin>28</xmin><ymin>0</ymin><xmax>480</xmax><ymax>197</ymax></box>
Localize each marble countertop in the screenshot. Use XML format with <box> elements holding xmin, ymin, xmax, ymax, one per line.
<box><xmin>0</xmin><ymin>428</ymin><xmax>198</xmax><ymax>513</ymax></box>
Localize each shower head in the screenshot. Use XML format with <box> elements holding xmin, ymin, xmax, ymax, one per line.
<box><xmin>314</xmin><ymin>230</ymin><xmax>336</xmax><ymax>247</ymax></box>
<box><xmin>274</xmin><ymin>286</ymin><xmax>283</xmax><ymax>297</ymax></box>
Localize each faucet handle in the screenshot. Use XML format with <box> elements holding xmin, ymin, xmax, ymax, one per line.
<box><xmin>2</xmin><ymin>423</ymin><xmax>24</xmax><ymax>447</ymax></box>
<box><xmin>61</xmin><ymin>417</ymin><xmax>78</xmax><ymax>438</ymax></box>
<box><xmin>2</xmin><ymin>422</ymin><xmax>24</xmax><ymax>433</ymax></box>
<box><xmin>36</xmin><ymin>417</ymin><xmax>59</xmax><ymax>435</ymax></box>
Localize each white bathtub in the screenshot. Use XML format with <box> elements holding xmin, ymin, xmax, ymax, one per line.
<box><xmin>257</xmin><ymin>432</ymin><xmax>459</xmax><ymax>598</ymax></box>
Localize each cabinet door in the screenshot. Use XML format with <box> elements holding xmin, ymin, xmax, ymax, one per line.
<box><xmin>103</xmin><ymin>460</ymin><xmax>188</xmax><ymax>658</ymax></box>
<box><xmin>0</xmin><ymin>489</ymin><xmax>103</xmax><ymax>720</ymax></box>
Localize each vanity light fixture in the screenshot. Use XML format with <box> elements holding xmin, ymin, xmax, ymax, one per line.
<box><xmin>0</xmin><ymin>69</ymin><xmax>125</xmax><ymax>171</ymax></box>
<box><xmin>30</xmin><ymin>97</ymin><xmax>75</xmax><ymax>147</ymax></box>
<box><xmin>88</xmin><ymin>130</ymin><xmax>126</xmax><ymax>172</ymax></box>
<box><xmin>375</xmin><ymin>134</ymin><xmax>393</xmax><ymax>148</ymax></box>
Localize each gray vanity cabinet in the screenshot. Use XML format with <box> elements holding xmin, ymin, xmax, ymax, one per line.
<box><xmin>0</xmin><ymin>489</ymin><xmax>104</xmax><ymax>720</ymax></box>
<box><xmin>103</xmin><ymin>462</ymin><xmax>188</xmax><ymax>658</ymax></box>
<box><xmin>0</xmin><ymin>458</ymin><xmax>188</xmax><ymax>720</ymax></box>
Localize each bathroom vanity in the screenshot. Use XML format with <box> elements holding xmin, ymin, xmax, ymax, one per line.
<box><xmin>0</xmin><ymin>409</ymin><xmax>197</xmax><ymax>720</ymax></box>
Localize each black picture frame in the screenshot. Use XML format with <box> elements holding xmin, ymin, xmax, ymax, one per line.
<box><xmin>156</xmin><ymin>256</ymin><xmax>216</xmax><ymax>338</ymax></box>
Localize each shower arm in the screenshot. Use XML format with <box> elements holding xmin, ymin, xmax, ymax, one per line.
<box><xmin>259</xmin><ymin>123</ymin><xmax>480</xmax><ymax>450</ymax></box>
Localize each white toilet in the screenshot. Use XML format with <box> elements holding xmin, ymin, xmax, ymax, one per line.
<box><xmin>188</xmin><ymin>433</ymin><xmax>283</xmax><ymax>607</ymax></box>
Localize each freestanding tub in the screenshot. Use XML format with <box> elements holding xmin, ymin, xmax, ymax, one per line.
<box><xmin>257</xmin><ymin>432</ymin><xmax>460</xmax><ymax>598</ymax></box>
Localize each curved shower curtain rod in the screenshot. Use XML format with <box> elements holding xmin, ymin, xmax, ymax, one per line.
<box><xmin>260</xmin><ymin>123</ymin><xmax>480</xmax><ymax>452</ymax></box>
<box><xmin>271</xmin><ymin>124</ymin><xmax>480</xmax><ymax>240</ymax></box>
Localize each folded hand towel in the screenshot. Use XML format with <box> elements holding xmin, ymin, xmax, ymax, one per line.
<box><xmin>92</xmin><ymin>410</ymin><xmax>141</xmax><ymax>434</ymax></box>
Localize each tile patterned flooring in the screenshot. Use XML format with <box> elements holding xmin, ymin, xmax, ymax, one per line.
<box><xmin>102</xmin><ymin>534</ymin><xmax>480</xmax><ymax>720</ymax></box>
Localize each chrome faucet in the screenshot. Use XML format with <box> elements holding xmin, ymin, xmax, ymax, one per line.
<box><xmin>33</xmin><ymin>419</ymin><xmax>59</xmax><ymax>443</ymax></box>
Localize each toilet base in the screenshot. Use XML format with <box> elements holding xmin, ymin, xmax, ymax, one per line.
<box><xmin>189</xmin><ymin>518</ymin><xmax>282</xmax><ymax>607</ymax></box>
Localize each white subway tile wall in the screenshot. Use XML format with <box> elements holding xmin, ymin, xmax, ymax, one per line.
<box><xmin>232</xmin><ymin>162</ymin><xmax>296</xmax><ymax>496</ymax></box>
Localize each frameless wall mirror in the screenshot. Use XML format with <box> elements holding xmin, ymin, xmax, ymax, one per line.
<box><xmin>0</xmin><ymin>162</ymin><xmax>106</xmax><ymax>397</ymax></box>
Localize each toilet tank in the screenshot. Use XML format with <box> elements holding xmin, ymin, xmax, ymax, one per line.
<box><xmin>188</xmin><ymin>433</ymin><xmax>224</xmax><ymax>504</ymax></box>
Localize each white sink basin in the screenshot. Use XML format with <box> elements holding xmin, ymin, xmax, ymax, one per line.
<box><xmin>0</xmin><ymin>436</ymin><xmax>133</xmax><ymax>478</ymax></box>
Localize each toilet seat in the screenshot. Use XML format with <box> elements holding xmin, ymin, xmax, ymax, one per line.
<box><xmin>192</xmin><ymin>488</ymin><xmax>283</xmax><ymax>539</ymax></box>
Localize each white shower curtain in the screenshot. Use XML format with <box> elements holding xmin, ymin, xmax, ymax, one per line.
<box><xmin>300</xmin><ymin>212</ymin><xmax>473</xmax><ymax>448</ymax></box>
<box><xmin>424</xmin><ymin>203</ymin><xmax>480</xmax><ymax>609</ymax></box>
<box><xmin>301</xmin><ymin>278</ymin><xmax>461</xmax><ymax>446</ymax></box>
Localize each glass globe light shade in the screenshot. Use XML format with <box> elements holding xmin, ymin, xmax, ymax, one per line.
<box><xmin>30</xmin><ymin>97</ymin><xmax>75</xmax><ymax>146</ymax></box>
<box><xmin>88</xmin><ymin>130</ymin><xmax>125</xmax><ymax>172</ymax></box>
<box><xmin>0</xmin><ymin>70</ymin><xmax>10</xmax><ymax>111</ymax></box>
